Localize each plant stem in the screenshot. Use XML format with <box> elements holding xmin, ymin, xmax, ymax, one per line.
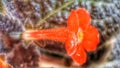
<box><xmin>36</xmin><ymin>0</ymin><xmax>75</xmax><ymax>28</ymax></box>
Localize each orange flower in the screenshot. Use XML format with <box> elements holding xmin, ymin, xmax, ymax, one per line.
<box><xmin>23</xmin><ymin>8</ymin><xmax>99</xmax><ymax>65</ymax></box>
<box><xmin>66</xmin><ymin>8</ymin><xmax>99</xmax><ymax>65</ymax></box>
<box><xmin>0</xmin><ymin>55</ymin><xmax>12</xmax><ymax>68</ymax></box>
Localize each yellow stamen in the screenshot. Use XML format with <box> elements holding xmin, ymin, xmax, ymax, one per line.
<box><xmin>77</xmin><ymin>29</ymin><xmax>83</xmax><ymax>42</ymax></box>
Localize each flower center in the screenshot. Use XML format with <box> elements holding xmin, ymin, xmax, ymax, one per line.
<box><xmin>77</xmin><ymin>28</ymin><xmax>84</xmax><ymax>42</ymax></box>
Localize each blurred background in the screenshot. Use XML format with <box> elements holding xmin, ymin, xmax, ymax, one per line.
<box><xmin>0</xmin><ymin>0</ymin><xmax>120</xmax><ymax>68</ymax></box>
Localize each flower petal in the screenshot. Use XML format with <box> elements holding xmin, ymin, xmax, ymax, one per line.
<box><xmin>67</xmin><ymin>10</ymin><xmax>79</xmax><ymax>33</ymax></box>
<box><xmin>77</xmin><ymin>8</ymin><xmax>91</xmax><ymax>30</ymax></box>
<box><xmin>65</xmin><ymin>33</ymin><xmax>78</xmax><ymax>56</ymax></box>
<box><xmin>71</xmin><ymin>45</ymin><xmax>87</xmax><ymax>65</ymax></box>
<box><xmin>82</xmin><ymin>25</ymin><xmax>100</xmax><ymax>52</ymax></box>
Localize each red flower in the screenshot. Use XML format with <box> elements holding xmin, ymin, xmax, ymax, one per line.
<box><xmin>66</xmin><ymin>8</ymin><xmax>99</xmax><ymax>65</ymax></box>
<box><xmin>23</xmin><ymin>8</ymin><xmax>99</xmax><ymax>65</ymax></box>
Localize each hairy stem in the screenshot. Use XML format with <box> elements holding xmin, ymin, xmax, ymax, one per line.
<box><xmin>36</xmin><ymin>0</ymin><xmax>75</xmax><ymax>28</ymax></box>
